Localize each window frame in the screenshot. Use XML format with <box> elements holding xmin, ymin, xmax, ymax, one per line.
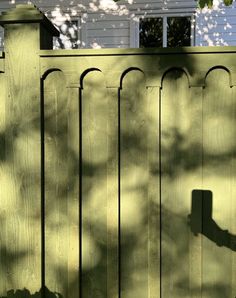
<box><xmin>130</xmin><ymin>12</ymin><xmax>196</xmax><ymax>48</ymax></box>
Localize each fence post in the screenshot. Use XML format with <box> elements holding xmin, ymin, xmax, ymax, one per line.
<box><xmin>0</xmin><ymin>5</ymin><xmax>59</xmax><ymax>295</ymax></box>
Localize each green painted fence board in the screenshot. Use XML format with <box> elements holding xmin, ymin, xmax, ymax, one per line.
<box><xmin>81</xmin><ymin>70</ymin><xmax>110</xmax><ymax>297</ymax></box>
<box><xmin>161</xmin><ymin>69</ymin><xmax>203</xmax><ymax>298</ymax></box>
<box><xmin>0</xmin><ymin>4</ymin><xmax>236</xmax><ymax>298</ymax></box>
<box><xmin>44</xmin><ymin>70</ymin><xmax>70</xmax><ymax>296</ymax></box>
<box><xmin>202</xmin><ymin>69</ymin><xmax>236</xmax><ymax>298</ymax></box>
<box><xmin>3</xmin><ymin>22</ymin><xmax>42</xmax><ymax>295</ymax></box>
<box><xmin>120</xmin><ymin>70</ymin><xmax>149</xmax><ymax>298</ymax></box>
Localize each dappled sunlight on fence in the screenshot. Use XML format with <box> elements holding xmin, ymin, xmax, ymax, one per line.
<box><xmin>0</xmin><ymin>4</ymin><xmax>236</xmax><ymax>298</ymax></box>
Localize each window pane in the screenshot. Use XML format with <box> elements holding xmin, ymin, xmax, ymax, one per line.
<box><xmin>167</xmin><ymin>17</ymin><xmax>191</xmax><ymax>47</ymax></box>
<box><xmin>139</xmin><ymin>18</ymin><xmax>163</xmax><ymax>48</ymax></box>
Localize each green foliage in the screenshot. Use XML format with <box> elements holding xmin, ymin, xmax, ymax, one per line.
<box><xmin>198</xmin><ymin>0</ymin><xmax>233</xmax><ymax>8</ymax></box>
<box><xmin>113</xmin><ymin>0</ymin><xmax>234</xmax><ymax>8</ymax></box>
<box><xmin>199</xmin><ymin>0</ymin><xmax>213</xmax><ymax>8</ymax></box>
<box><xmin>223</xmin><ymin>0</ymin><xmax>234</xmax><ymax>6</ymax></box>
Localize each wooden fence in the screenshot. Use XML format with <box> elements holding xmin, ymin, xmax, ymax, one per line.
<box><xmin>0</xmin><ymin>4</ymin><xmax>235</xmax><ymax>298</ymax></box>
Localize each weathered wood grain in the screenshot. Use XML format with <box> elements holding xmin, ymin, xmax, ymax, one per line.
<box><xmin>0</xmin><ymin>74</ymin><xmax>7</xmax><ymax>296</ymax></box>
<box><xmin>4</xmin><ymin>23</ymin><xmax>42</xmax><ymax>294</ymax></box>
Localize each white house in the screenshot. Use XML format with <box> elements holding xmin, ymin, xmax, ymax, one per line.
<box><xmin>0</xmin><ymin>0</ymin><xmax>235</xmax><ymax>50</ymax></box>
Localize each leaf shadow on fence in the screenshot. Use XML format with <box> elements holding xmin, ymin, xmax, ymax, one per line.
<box><xmin>0</xmin><ymin>287</ymin><xmax>63</xmax><ymax>298</ymax></box>
<box><xmin>0</xmin><ymin>47</ymin><xmax>236</xmax><ymax>298</ymax></box>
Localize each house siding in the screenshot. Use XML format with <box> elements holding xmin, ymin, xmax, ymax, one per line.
<box><xmin>196</xmin><ymin>1</ymin><xmax>236</xmax><ymax>46</ymax></box>
<box><xmin>0</xmin><ymin>0</ymin><xmax>236</xmax><ymax>48</ymax></box>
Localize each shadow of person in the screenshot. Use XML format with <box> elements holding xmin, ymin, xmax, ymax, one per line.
<box><xmin>1</xmin><ymin>287</ymin><xmax>63</xmax><ymax>298</ymax></box>
<box><xmin>188</xmin><ymin>189</ymin><xmax>236</xmax><ymax>251</ymax></box>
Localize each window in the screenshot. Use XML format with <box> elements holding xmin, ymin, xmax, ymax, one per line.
<box><xmin>139</xmin><ymin>15</ymin><xmax>194</xmax><ymax>48</ymax></box>
<box><xmin>140</xmin><ymin>17</ymin><xmax>163</xmax><ymax>48</ymax></box>
<box><xmin>167</xmin><ymin>17</ymin><xmax>191</xmax><ymax>47</ymax></box>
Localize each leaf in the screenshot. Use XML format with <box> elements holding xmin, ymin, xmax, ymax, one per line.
<box><xmin>224</xmin><ymin>0</ymin><xmax>233</xmax><ymax>5</ymax></box>
<box><xmin>207</xmin><ymin>0</ymin><xmax>214</xmax><ymax>7</ymax></box>
<box><xmin>198</xmin><ymin>0</ymin><xmax>214</xmax><ymax>8</ymax></box>
<box><xmin>198</xmin><ymin>0</ymin><xmax>208</xmax><ymax>8</ymax></box>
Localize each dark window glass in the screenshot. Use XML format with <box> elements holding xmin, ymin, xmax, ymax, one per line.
<box><xmin>167</xmin><ymin>17</ymin><xmax>191</xmax><ymax>47</ymax></box>
<box><xmin>139</xmin><ymin>17</ymin><xmax>162</xmax><ymax>48</ymax></box>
